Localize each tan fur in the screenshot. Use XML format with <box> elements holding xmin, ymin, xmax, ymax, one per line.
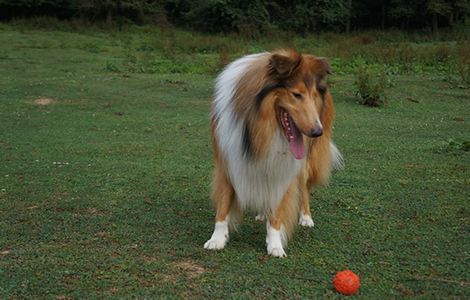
<box><xmin>232</xmin><ymin>56</ymin><xmax>270</xmax><ymax>116</ymax></box>
<box><xmin>231</xmin><ymin>55</ymin><xmax>276</xmax><ymax>158</ymax></box>
<box><xmin>268</xmin><ymin>178</ymin><xmax>300</xmax><ymax>239</ymax></box>
<box><xmin>300</xmin><ymin>91</ymin><xmax>336</xmax><ymax>218</ymax></box>
<box><xmin>299</xmin><ymin>136</ymin><xmax>333</xmax><ymax>219</ymax></box>
<box><xmin>210</xmin><ymin>118</ymin><xmax>241</xmax><ymax>229</ymax></box>
<box><xmin>252</xmin><ymin>93</ymin><xmax>281</xmax><ymax>157</ymax></box>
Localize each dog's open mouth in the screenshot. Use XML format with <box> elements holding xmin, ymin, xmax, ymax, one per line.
<box><xmin>279</xmin><ymin>108</ymin><xmax>305</xmax><ymax>160</ymax></box>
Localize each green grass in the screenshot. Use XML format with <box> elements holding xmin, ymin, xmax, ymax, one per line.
<box><xmin>0</xmin><ymin>24</ymin><xmax>469</xmax><ymax>298</ymax></box>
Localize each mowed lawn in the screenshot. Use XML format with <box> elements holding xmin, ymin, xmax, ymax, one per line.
<box><xmin>0</xmin><ymin>25</ymin><xmax>469</xmax><ymax>298</ymax></box>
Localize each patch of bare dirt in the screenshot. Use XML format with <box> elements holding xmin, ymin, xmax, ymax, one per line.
<box><xmin>55</xmin><ymin>296</ymin><xmax>73</xmax><ymax>300</ymax></box>
<box><xmin>33</xmin><ymin>97</ymin><xmax>56</xmax><ymax>106</ymax></box>
<box><xmin>173</xmin><ymin>260</ymin><xmax>205</xmax><ymax>279</ymax></box>
<box><xmin>0</xmin><ymin>249</ymin><xmax>11</xmax><ymax>256</ymax></box>
<box><xmin>163</xmin><ymin>259</ymin><xmax>206</xmax><ymax>283</ymax></box>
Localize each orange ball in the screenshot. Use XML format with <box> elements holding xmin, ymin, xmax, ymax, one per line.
<box><xmin>333</xmin><ymin>270</ymin><xmax>361</xmax><ymax>295</ymax></box>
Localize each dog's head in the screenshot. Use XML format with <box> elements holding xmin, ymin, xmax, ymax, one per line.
<box><xmin>263</xmin><ymin>50</ymin><xmax>332</xmax><ymax>159</ymax></box>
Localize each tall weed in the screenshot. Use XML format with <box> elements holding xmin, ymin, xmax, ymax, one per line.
<box><xmin>354</xmin><ymin>65</ymin><xmax>387</xmax><ymax>107</ymax></box>
<box><xmin>455</xmin><ymin>42</ymin><xmax>470</xmax><ymax>84</ymax></box>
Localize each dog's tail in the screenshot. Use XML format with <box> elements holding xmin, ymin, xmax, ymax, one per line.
<box><xmin>330</xmin><ymin>142</ymin><xmax>344</xmax><ymax>171</ymax></box>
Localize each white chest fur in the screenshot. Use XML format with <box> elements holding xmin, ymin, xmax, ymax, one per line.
<box><xmin>225</xmin><ymin>130</ymin><xmax>303</xmax><ymax>213</ymax></box>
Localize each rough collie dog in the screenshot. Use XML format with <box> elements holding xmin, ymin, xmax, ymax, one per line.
<box><xmin>204</xmin><ymin>49</ymin><xmax>342</xmax><ymax>257</ymax></box>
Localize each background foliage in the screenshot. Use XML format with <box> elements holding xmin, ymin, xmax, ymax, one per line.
<box><xmin>1</xmin><ymin>0</ymin><xmax>469</xmax><ymax>35</ymax></box>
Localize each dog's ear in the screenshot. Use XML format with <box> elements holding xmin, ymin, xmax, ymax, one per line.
<box><xmin>269</xmin><ymin>52</ymin><xmax>302</xmax><ymax>79</ymax></box>
<box><xmin>315</xmin><ymin>57</ymin><xmax>332</xmax><ymax>75</ymax></box>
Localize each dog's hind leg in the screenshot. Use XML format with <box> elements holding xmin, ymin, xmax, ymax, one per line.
<box><xmin>204</xmin><ymin>165</ymin><xmax>236</xmax><ymax>250</ymax></box>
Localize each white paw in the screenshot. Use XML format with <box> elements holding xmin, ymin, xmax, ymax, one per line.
<box><xmin>204</xmin><ymin>238</ymin><xmax>226</xmax><ymax>250</ymax></box>
<box><xmin>204</xmin><ymin>220</ymin><xmax>229</xmax><ymax>250</ymax></box>
<box><xmin>266</xmin><ymin>222</ymin><xmax>287</xmax><ymax>257</ymax></box>
<box><xmin>268</xmin><ymin>246</ymin><xmax>287</xmax><ymax>257</ymax></box>
<box><xmin>299</xmin><ymin>214</ymin><xmax>314</xmax><ymax>227</ymax></box>
<box><xmin>255</xmin><ymin>214</ymin><xmax>265</xmax><ymax>221</ymax></box>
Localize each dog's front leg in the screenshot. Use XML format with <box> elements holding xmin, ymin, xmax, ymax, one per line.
<box><xmin>266</xmin><ymin>220</ymin><xmax>287</xmax><ymax>257</ymax></box>
<box><xmin>204</xmin><ymin>166</ymin><xmax>234</xmax><ymax>250</ymax></box>
<box><xmin>299</xmin><ymin>170</ymin><xmax>314</xmax><ymax>227</ymax></box>
<box><xmin>266</xmin><ymin>184</ymin><xmax>297</xmax><ymax>257</ymax></box>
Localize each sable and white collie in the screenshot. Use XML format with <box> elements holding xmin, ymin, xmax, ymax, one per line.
<box><xmin>204</xmin><ymin>49</ymin><xmax>342</xmax><ymax>257</ymax></box>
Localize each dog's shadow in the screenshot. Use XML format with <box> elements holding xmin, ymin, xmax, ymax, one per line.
<box><xmin>154</xmin><ymin>198</ymin><xmax>268</xmax><ymax>254</ymax></box>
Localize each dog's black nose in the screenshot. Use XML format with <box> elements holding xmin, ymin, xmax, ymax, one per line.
<box><xmin>308</xmin><ymin>126</ymin><xmax>323</xmax><ymax>138</ymax></box>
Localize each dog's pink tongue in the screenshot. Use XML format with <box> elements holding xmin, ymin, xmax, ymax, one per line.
<box><xmin>289</xmin><ymin>124</ymin><xmax>305</xmax><ymax>160</ymax></box>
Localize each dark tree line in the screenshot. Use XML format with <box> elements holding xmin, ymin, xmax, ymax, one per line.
<box><xmin>0</xmin><ymin>0</ymin><xmax>469</xmax><ymax>34</ymax></box>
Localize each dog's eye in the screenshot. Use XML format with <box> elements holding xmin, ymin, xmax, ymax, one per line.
<box><xmin>317</xmin><ymin>85</ymin><xmax>327</xmax><ymax>94</ymax></box>
<box><xmin>292</xmin><ymin>92</ymin><xmax>302</xmax><ymax>100</ymax></box>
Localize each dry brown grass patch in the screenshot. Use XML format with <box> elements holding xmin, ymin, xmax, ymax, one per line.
<box><xmin>162</xmin><ymin>259</ymin><xmax>206</xmax><ymax>283</ymax></box>
<box><xmin>172</xmin><ymin>260</ymin><xmax>205</xmax><ymax>279</ymax></box>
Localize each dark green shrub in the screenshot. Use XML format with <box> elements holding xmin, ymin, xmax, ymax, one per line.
<box><xmin>354</xmin><ymin>65</ymin><xmax>387</xmax><ymax>107</ymax></box>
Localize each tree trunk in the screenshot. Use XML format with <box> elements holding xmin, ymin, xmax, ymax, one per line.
<box><xmin>106</xmin><ymin>9</ymin><xmax>113</xmax><ymax>24</ymax></box>
<box><xmin>117</xmin><ymin>0</ymin><xmax>122</xmax><ymax>31</ymax></box>
<box><xmin>346</xmin><ymin>0</ymin><xmax>352</xmax><ymax>33</ymax></box>
<box><xmin>432</xmin><ymin>13</ymin><xmax>438</xmax><ymax>36</ymax></box>
<box><xmin>381</xmin><ymin>4</ymin><xmax>385</xmax><ymax>29</ymax></box>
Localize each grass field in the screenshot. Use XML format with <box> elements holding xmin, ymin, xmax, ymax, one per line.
<box><xmin>0</xmin><ymin>23</ymin><xmax>469</xmax><ymax>298</ymax></box>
